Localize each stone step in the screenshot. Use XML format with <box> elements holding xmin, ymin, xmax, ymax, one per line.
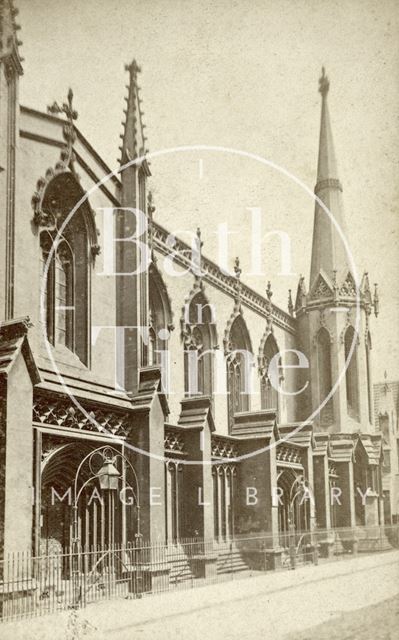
<box><xmin>216</xmin><ymin>549</ymin><xmax>249</xmax><ymax>575</ymax></box>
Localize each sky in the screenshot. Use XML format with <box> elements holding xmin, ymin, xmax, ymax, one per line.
<box><xmin>18</xmin><ymin>0</ymin><xmax>399</xmax><ymax>381</ymax></box>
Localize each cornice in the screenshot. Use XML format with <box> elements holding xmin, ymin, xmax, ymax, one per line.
<box><xmin>151</xmin><ymin>220</ymin><xmax>297</xmax><ymax>335</ymax></box>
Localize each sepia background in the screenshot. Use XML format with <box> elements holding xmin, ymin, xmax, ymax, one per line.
<box><xmin>18</xmin><ymin>0</ymin><xmax>399</xmax><ymax>381</ymax></box>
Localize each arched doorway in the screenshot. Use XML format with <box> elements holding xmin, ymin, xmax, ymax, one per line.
<box><xmin>40</xmin><ymin>442</ymin><xmax>139</xmax><ymax>554</ymax></box>
<box><xmin>277</xmin><ymin>469</ymin><xmax>308</xmax><ymax>548</ymax></box>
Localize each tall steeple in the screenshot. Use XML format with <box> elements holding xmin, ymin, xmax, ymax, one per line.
<box><xmin>296</xmin><ymin>69</ymin><xmax>379</xmax><ymax>437</ymax></box>
<box><xmin>309</xmin><ymin>67</ymin><xmax>351</xmax><ymax>292</ymax></box>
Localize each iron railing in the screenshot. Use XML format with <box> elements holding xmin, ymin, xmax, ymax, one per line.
<box><xmin>0</xmin><ymin>524</ymin><xmax>398</xmax><ymax>622</ymax></box>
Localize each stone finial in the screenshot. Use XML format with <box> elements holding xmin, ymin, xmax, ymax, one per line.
<box><xmin>319</xmin><ymin>66</ymin><xmax>329</xmax><ymax>98</ymax></box>
<box><xmin>125</xmin><ymin>59</ymin><xmax>142</xmax><ymax>75</ymax></box>
<box><xmin>234</xmin><ymin>256</ymin><xmax>241</xmax><ymax>280</ymax></box>
<box><xmin>266</xmin><ymin>281</ymin><xmax>273</xmax><ymax>301</ymax></box>
<box><xmin>147</xmin><ymin>191</ymin><xmax>155</xmax><ymax>216</ymax></box>
<box><xmin>196</xmin><ymin>227</ymin><xmax>203</xmax><ymax>250</ymax></box>
<box><xmin>47</xmin><ymin>88</ymin><xmax>78</xmax><ymax>123</ymax></box>
<box><xmin>46</xmin><ymin>88</ymin><xmax>78</xmax><ymax>173</ymax></box>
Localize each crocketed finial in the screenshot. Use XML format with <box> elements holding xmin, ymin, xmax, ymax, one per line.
<box><xmin>319</xmin><ymin>66</ymin><xmax>329</xmax><ymax>98</ymax></box>
<box><xmin>47</xmin><ymin>88</ymin><xmax>78</xmax><ymax>123</ymax></box>
<box><xmin>234</xmin><ymin>256</ymin><xmax>241</xmax><ymax>280</ymax></box>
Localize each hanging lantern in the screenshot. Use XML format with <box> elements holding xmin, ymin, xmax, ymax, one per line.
<box><xmin>98</xmin><ymin>457</ymin><xmax>120</xmax><ymax>491</ymax></box>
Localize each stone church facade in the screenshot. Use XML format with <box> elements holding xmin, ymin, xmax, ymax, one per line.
<box><xmin>0</xmin><ymin>0</ymin><xmax>385</xmax><ymax>568</ymax></box>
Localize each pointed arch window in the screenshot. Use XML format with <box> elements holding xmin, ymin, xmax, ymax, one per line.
<box><xmin>183</xmin><ymin>291</ymin><xmax>216</xmax><ymax>397</ymax></box>
<box><xmin>37</xmin><ymin>172</ymin><xmax>96</xmax><ymax>366</ymax></box>
<box><xmin>260</xmin><ymin>333</ymin><xmax>279</xmax><ymax>415</ymax></box>
<box><xmin>41</xmin><ymin>235</ymin><xmax>75</xmax><ymax>351</ymax></box>
<box><xmin>226</xmin><ymin>315</ymin><xmax>253</xmax><ymax>427</ymax></box>
<box><xmin>344</xmin><ymin>326</ymin><xmax>360</xmax><ymax>420</ymax></box>
<box><xmin>316</xmin><ymin>328</ymin><xmax>334</xmax><ymax>426</ymax></box>
<box><xmin>55</xmin><ymin>240</ymin><xmax>74</xmax><ymax>348</ymax></box>
<box><xmin>148</xmin><ymin>263</ymin><xmax>173</xmax><ymax>391</ymax></box>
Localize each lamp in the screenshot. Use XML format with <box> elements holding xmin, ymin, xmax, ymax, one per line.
<box><xmin>98</xmin><ymin>457</ymin><xmax>120</xmax><ymax>491</ymax></box>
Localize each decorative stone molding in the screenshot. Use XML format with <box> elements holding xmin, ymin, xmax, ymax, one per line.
<box><xmin>328</xmin><ymin>463</ymin><xmax>338</xmax><ymax>478</ymax></box>
<box><xmin>339</xmin><ymin>309</ymin><xmax>360</xmax><ymax>346</ymax></box>
<box><xmin>33</xmin><ymin>395</ymin><xmax>130</xmax><ymax>437</ymax></box>
<box><xmin>41</xmin><ymin>438</ymin><xmax>67</xmax><ymax>467</ymax></box>
<box><xmin>149</xmin><ymin>261</ymin><xmax>174</xmax><ymax>332</ymax></box>
<box><xmin>312</xmin><ymin>315</ymin><xmax>334</xmax><ymax>347</ymax></box>
<box><xmin>164</xmin><ymin>427</ymin><xmax>186</xmax><ymax>456</ymax></box>
<box><xmin>31</xmin><ymin>90</ymin><xmax>100</xmax><ymax>258</ymax></box>
<box><xmin>150</xmin><ymin>220</ymin><xmax>297</xmax><ymax>335</ymax></box>
<box><xmin>211</xmin><ymin>436</ymin><xmax>238</xmax><ymax>459</ymax></box>
<box><xmin>258</xmin><ymin>324</ymin><xmax>276</xmax><ymax>376</ymax></box>
<box><xmin>339</xmin><ymin>272</ymin><xmax>357</xmax><ymax>298</ymax></box>
<box><xmin>180</xmin><ymin>278</ymin><xmax>217</xmax><ymax>350</ymax></box>
<box><xmin>212</xmin><ymin>463</ymin><xmax>237</xmax><ymax>475</ymax></box>
<box><xmin>310</xmin><ymin>273</ymin><xmax>333</xmax><ymax>300</ymax></box>
<box><xmin>314</xmin><ymin>177</ymin><xmax>343</xmax><ymax>195</ymax></box>
<box><xmin>276</xmin><ymin>445</ymin><xmax>302</xmax><ymax>465</ymax></box>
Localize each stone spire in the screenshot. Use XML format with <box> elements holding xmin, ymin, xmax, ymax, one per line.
<box><xmin>119</xmin><ymin>59</ymin><xmax>147</xmax><ymax>165</ymax></box>
<box><xmin>309</xmin><ymin>67</ymin><xmax>351</xmax><ymax>292</ymax></box>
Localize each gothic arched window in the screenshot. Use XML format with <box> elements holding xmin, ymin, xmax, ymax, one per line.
<box><xmin>54</xmin><ymin>240</ymin><xmax>74</xmax><ymax>348</ymax></box>
<box><xmin>39</xmin><ymin>172</ymin><xmax>93</xmax><ymax>365</ymax></box>
<box><xmin>226</xmin><ymin>315</ymin><xmax>253</xmax><ymax>427</ymax></box>
<box><xmin>260</xmin><ymin>333</ymin><xmax>279</xmax><ymax>414</ymax></box>
<box><xmin>316</xmin><ymin>328</ymin><xmax>334</xmax><ymax>426</ymax></box>
<box><xmin>184</xmin><ymin>291</ymin><xmax>216</xmax><ymax>397</ymax></box>
<box><xmin>344</xmin><ymin>326</ymin><xmax>360</xmax><ymax>420</ymax></box>
<box><xmin>148</xmin><ymin>263</ymin><xmax>173</xmax><ymax>392</ymax></box>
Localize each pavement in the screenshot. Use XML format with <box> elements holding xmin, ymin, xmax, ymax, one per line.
<box><xmin>3</xmin><ymin>550</ymin><xmax>399</xmax><ymax>640</ymax></box>
<box><xmin>285</xmin><ymin>594</ymin><xmax>399</xmax><ymax>640</ymax></box>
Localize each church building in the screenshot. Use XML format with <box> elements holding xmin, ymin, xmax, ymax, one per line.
<box><xmin>0</xmin><ymin>0</ymin><xmax>386</xmax><ymax>578</ymax></box>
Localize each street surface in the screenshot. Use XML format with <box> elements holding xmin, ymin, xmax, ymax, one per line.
<box><xmin>4</xmin><ymin>550</ymin><xmax>399</xmax><ymax>640</ymax></box>
<box><xmin>286</xmin><ymin>594</ymin><xmax>399</xmax><ymax>640</ymax></box>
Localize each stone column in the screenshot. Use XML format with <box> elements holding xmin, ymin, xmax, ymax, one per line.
<box><xmin>0</xmin><ymin>328</ymin><xmax>38</xmax><ymax>565</ymax></box>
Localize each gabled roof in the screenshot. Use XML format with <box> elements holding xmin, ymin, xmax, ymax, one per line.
<box><xmin>356</xmin><ymin>434</ymin><xmax>383</xmax><ymax>465</ymax></box>
<box><xmin>278</xmin><ymin>423</ymin><xmax>315</xmax><ymax>449</ymax></box>
<box><xmin>0</xmin><ymin>317</ymin><xmax>40</xmax><ymax>385</ymax></box>
<box><xmin>308</xmin><ymin>270</ymin><xmax>334</xmax><ymax>301</ymax></box>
